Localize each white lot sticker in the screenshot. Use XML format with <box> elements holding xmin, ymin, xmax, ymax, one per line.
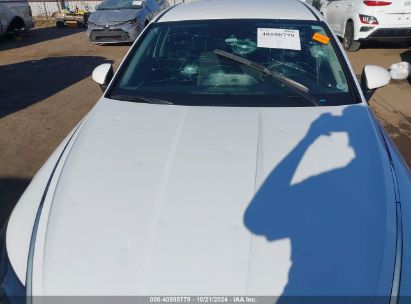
<box><xmin>257</xmin><ymin>28</ymin><xmax>301</xmax><ymax>51</ymax></box>
<box><xmin>132</xmin><ymin>0</ymin><xmax>143</xmax><ymax>5</ymax></box>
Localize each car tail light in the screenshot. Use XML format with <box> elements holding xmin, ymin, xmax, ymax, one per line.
<box><xmin>363</xmin><ymin>1</ymin><xmax>392</xmax><ymax>6</ymax></box>
<box><xmin>359</xmin><ymin>14</ymin><xmax>379</xmax><ymax>24</ymax></box>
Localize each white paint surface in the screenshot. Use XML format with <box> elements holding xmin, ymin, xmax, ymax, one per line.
<box><xmin>10</xmin><ymin>100</ymin><xmax>396</xmax><ymax>296</ymax></box>
<box><xmin>158</xmin><ymin>0</ymin><xmax>317</xmax><ymax>22</ymax></box>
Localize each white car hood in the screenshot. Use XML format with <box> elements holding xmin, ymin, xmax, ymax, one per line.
<box><xmin>32</xmin><ymin>99</ymin><xmax>397</xmax><ymax>296</ymax></box>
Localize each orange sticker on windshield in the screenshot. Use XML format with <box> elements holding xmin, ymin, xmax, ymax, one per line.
<box><xmin>312</xmin><ymin>33</ymin><xmax>330</xmax><ymax>45</ymax></box>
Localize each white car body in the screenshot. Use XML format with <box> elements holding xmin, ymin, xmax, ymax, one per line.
<box><xmin>2</xmin><ymin>0</ymin><xmax>411</xmax><ymax>301</ymax></box>
<box><xmin>0</xmin><ymin>0</ymin><xmax>34</xmax><ymax>36</ymax></box>
<box><xmin>321</xmin><ymin>0</ymin><xmax>411</xmax><ymax>50</ymax></box>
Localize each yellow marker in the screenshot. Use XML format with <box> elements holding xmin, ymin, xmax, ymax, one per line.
<box><xmin>312</xmin><ymin>32</ymin><xmax>330</xmax><ymax>45</ymax></box>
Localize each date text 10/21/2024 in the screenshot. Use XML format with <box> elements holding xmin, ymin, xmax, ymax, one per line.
<box><xmin>149</xmin><ymin>296</ymin><xmax>257</xmax><ymax>303</ymax></box>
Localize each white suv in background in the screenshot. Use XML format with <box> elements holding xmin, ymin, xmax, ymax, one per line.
<box><xmin>0</xmin><ymin>0</ymin><xmax>34</xmax><ymax>37</ymax></box>
<box><xmin>321</xmin><ymin>0</ymin><xmax>411</xmax><ymax>51</ymax></box>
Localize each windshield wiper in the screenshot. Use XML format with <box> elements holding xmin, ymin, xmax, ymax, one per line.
<box><xmin>111</xmin><ymin>94</ymin><xmax>174</xmax><ymax>105</ymax></box>
<box><xmin>213</xmin><ymin>49</ymin><xmax>319</xmax><ymax>107</ymax></box>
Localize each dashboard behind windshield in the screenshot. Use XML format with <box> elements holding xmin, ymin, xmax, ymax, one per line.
<box><xmin>108</xmin><ymin>19</ymin><xmax>360</xmax><ymax>107</ymax></box>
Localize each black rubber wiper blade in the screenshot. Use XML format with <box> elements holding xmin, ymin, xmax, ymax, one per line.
<box><xmin>213</xmin><ymin>49</ymin><xmax>319</xmax><ymax>107</ymax></box>
<box><xmin>111</xmin><ymin>95</ymin><xmax>174</xmax><ymax>105</ymax></box>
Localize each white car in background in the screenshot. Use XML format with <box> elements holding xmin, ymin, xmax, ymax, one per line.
<box><xmin>321</xmin><ymin>0</ymin><xmax>411</xmax><ymax>51</ymax></box>
<box><xmin>0</xmin><ymin>0</ymin><xmax>34</xmax><ymax>37</ymax></box>
<box><xmin>1</xmin><ymin>0</ymin><xmax>411</xmax><ymax>301</ymax></box>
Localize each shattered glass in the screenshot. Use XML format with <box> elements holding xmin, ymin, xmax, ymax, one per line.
<box><xmin>110</xmin><ymin>19</ymin><xmax>357</xmax><ymax>107</ymax></box>
<box><xmin>225</xmin><ymin>35</ymin><xmax>257</xmax><ymax>56</ymax></box>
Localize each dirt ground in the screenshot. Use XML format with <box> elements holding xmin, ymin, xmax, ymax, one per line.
<box><xmin>0</xmin><ymin>26</ymin><xmax>129</xmax><ymax>223</ymax></box>
<box><xmin>348</xmin><ymin>43</ymin><xmax>411</xmax><ymax>168</ymax></box>
<box><xmin>0</xmin><ymin>26</ymin><xmax>410</xmax><ymax>225</ymax></box>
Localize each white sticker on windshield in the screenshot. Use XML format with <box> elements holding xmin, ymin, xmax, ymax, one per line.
<box><xmin>132</xmin><ymin>0</ymin><xmax>143</xmax><ymax>5</ymax></box>
<box><xmin>257</xmin><ymin>28</ymin><xmax>301</xmax><ymax>51</ymax></box>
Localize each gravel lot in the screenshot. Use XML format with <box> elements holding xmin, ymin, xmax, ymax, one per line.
<box><xmin>0</xmin><ymin>26</ymin><xmax>410</xmax><ymax>225</ymax></box>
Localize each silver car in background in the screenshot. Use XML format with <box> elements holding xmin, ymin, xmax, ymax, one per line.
<box><xmin>0</xmin><ymin>0</ymin><xmax>34</xmax><ymax>37</ymax></box>
<box><xmin>87</xmin><ymin>0</ymin><xmax>165</xmax><ymax>43</ymax></box>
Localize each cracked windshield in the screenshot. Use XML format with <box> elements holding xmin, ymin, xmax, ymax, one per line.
<box><xmin>109</xmin><ymin>19</ymin><xmax>356</xmax><ymax>106</ymax></box>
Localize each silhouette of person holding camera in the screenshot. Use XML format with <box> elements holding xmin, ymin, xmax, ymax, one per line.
<box><xmin>244</xmin><ymin>106</ymin><xmax>390</xmax><ymax>303</ymax></box>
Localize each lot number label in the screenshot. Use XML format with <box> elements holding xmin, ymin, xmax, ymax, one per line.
<box><xmin>257</xmin><ymin>28</ymin><xmax>301</xmax><ymax>51</ymax></box>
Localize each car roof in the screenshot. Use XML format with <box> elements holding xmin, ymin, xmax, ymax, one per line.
<box><xmin>158</xmin><ymin>0</ymin><xmax>318</xmax><ymax>23</ymax></box>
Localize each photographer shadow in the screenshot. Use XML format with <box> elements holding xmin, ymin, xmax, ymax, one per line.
<box><xmin>244</xmin><ymin>106</ymin><xmax>393</xmax><ymax>303</ymax></box>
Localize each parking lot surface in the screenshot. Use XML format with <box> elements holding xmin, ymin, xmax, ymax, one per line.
<box><xmin>0</xmin><ymin>26</ymin><xmax>410</xmax><ymax>225</ymax></box>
